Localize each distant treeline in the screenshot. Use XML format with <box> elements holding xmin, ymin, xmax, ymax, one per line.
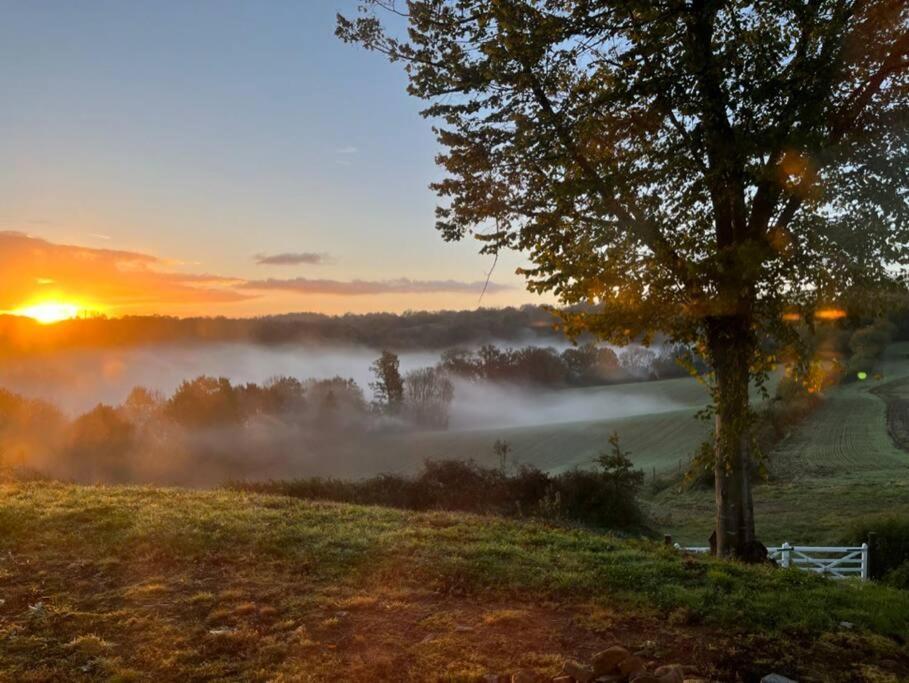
<box><xmin>0</xmin><ymin>305</ymin><xmax>565</xmax><ymax>355</ymax></box>
<box><xmin>439</xmin><ymin>342</ymin><xmax>704</xmax><ymax>386</ymax></box>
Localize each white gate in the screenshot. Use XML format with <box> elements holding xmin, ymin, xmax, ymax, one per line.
<box><xmin>676</xmin><ymin>542</ymin><xmax>869</xmax><ymax>581</ymax></box>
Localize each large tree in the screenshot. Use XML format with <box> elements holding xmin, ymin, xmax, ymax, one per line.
<box><xmin>338</xmin><ymin>0</ymin><xmax>909</xmax><ymax>557</ymax></box>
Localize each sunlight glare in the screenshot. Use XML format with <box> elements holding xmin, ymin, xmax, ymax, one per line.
<box><xmin>11</xmin><ymin>301</ymin><xmax>85</xmax><ymax>324</ymax></box>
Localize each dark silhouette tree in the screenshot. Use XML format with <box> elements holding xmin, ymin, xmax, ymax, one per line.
<box><xmin>165</xmin><ymin>376</ymin><xmax>241</xmax><ymax>428</ymax></box>
<box><xmin>338</xmin><ymin>1</ymin><xmax>909</xmax><ymax>557</ymax></box>
<box><xmin>370</xmin><ymin>350</ymin><xmax>406</xmax><ymax>414</ymax></box>
<box><xmin>67</xmin><ymin>404</ymin><xmax>135</xmax><ymax>483</ymax></box>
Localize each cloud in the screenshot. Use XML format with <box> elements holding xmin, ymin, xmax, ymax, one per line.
<box><xmin>0</xmin><ymin>231</ymin><xmax>516</xmax><ymax>315</ymax></box>
<box><xmin>0</xmin><ymin>231</ymin><xmax>252</xmax><ymax>311</ymax></box>
<box><xmin>335</xmin><ymin>145</ymin><xmax>358</xmax><ymax>155</ymax></box>
<box><xmin>241</xmin><ymin>276</ymin><xmax>513</xmax><ymax>296</ymax></box>
<box><xmin>254</xmin><ymin>252</ymin><xmax>330</xmax><ymax>266</ymax></box>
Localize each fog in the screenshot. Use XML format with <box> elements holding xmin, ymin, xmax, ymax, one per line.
<box><xmin>0</xmin><ymin>341</ymin><xmax>703</xmax><ymax>485</ymax></box>
<box><xmin>448</xmin><ymin>379</ymin><xmax>687</xmax><ymax>430</ymax></box>
<box><xmin>0</xmin><ymin>342</ymin><xmax>687</xmax><ymax>429</ymax></box>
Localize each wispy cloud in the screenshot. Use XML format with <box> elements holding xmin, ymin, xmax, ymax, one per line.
<box><xmin>335</xmin><ymin>145</ymin><xmax>358</xmax><ymax>155</ymax></box>
<box><xmin>0</xmin><ymin>232</ymin><xmax>514</xmax><ymax>314</ymax></box>
<box><xmin>254</xmin><ymin>252</ymin><xmax>330</xmax><ymax>266</ymax></box>
<box><xmin>0</xmin><ymin>231</ymin><xmax>251</xmax><ymax>310</ymax></box>
<box><xmin>241</xmin><ymin>277</ymin><xmax>512</xmax><ymax>296</ymax></box>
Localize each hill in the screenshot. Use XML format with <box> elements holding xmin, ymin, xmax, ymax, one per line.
<box><xmin>366</xmin><ymin>375</ymin><xmax>711</xmax><ymax>479</ymax></box>
<box><xmin>1</xmin><ymin>483</ymin><xmax>907</xmax><ymax>681</ymax></box>
<box><xmin>656</xmin><ymin>343</ymin><xmax>909</xmax><ymax>545</ymax></box>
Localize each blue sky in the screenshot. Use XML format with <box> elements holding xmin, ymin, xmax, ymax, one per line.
<box><xmin>0</xmin><ymin>1</ymin><xmax>539</xmax><ymax>316</ymax></box>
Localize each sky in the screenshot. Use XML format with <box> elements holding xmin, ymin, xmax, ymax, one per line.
<box><xmin>0</xmin><ymin>1</ymin><xmax>543</xmax><ymax>318</ymax></box>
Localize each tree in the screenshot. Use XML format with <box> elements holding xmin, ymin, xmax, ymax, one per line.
<box><xmin>165</xmin><ymin>376</ymin><xmax>241</xmax><ymax>428</ymax></box>
<box><xmin>338</xmin><ymin>1</ymin><xmax>909</xmax><ymax>557</ymax></box>
<box><xmin>404</xmin><ymin>366</ymin><xmax>455</xmax><ymax>427</ymax></box>
<box><xmin>67</xmin><ymin>404</ymin><xmax>135</xmax><ymax>483</ymax></box>
<box><xmin>619</xmin><ymin>346</ymin><xmax>658</xmax><ymax>379</ymax></box>
<box><xmin>369</xmin><ymin>351</ymin><xmax>405</xmax><ymax>414</ymax></box>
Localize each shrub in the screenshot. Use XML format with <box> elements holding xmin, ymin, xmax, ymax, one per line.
<box><xmin>229</xmin><ymin>441</ymin><xmax>648</xmax><ymax>534</ymax></box>
<box><xmin>884</xmin><ymin>561</ymin><xmax>909</xmax><ymax>590</ymax></box>
<box><xmin>843</xmin><ymin>515</ymin><xmax>909</xmax><ymax>580</ymax></box>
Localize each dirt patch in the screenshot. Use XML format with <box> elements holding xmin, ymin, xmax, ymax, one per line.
<box><xmin>871</xmin><ymin>377</ymin><xmax>909</xmax><ymax>452</ymax></box>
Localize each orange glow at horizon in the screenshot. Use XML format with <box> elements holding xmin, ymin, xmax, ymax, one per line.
<box><xmin>8</xmin><ymin>300</ymin><xmax>96</xmax><ymax>324</ymax></box>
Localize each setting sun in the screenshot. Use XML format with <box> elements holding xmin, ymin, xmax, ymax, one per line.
<box><xmin>11</xmin><ymin>301</ymin><xmax>84</xmax><ymax>324</ymax></box>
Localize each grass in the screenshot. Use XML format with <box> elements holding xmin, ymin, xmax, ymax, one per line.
<box><xmin>655</xmin><ymin>343</ymin><xmax>909</xmax><ymax>545</ymax></box>
<box><xmin>375</xmin><ymin>407</ymin><xmax>711</xmax><ymax>476</ymax></box>
<box><xmin>0</xmin><ymin>483</ymin><xmax>908</xmax><ymax>681</ymax></box>
<box><xmin>359</xmin><ymin>375</ymin><xmax>714</xmax><ymax>479</ymax></box>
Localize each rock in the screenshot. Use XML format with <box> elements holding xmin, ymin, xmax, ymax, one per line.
<box><xmin>653</xmin><ymin>665</ymin><xmax>685</xmax><ymax>683</ymax></box>
<box><xmin>618</xmin><ymin>656</ymin><xmax>646</xmax><ymax>677</ymax></box>
<box><xmin>562</xmin><ymin>660</ymin><xmax>595</xmax><ymax>683</ymax></box>
<box><xmin>512</xmin><ymin>671</ymin><xmax>543</xmax><ymax>683</ymax></box>
<box><xmin>593</xmin><ymin>676</ymin><xmax>624</xmax><ymax>683</ymax></box>
<box><xmin>592</xmin><ymin>646</ymin><xmax>631</xmax><ymax>676</ymax></box>
<box><xmin>628</xmin><ymin>674</ymin><xmax>661</xmax><ymax>683</ymax></box>
<box><xmin>760</xmin><ymin>675</ymin><xmax>797</xmax><ymax>683</ymax></box>
<box><xmin>552</xmin><ymin>677</ymin><xmax>573</xmax><ymax>683</ymax></box>
<box><xmin>839</xmin><ymin>620</ymin><xmax>854</xmax><ymax>630</ymax></box>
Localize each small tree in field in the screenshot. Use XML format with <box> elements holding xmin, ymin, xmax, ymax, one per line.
<box><xmin>370</xmin><ymin>350</ymin><xmax>406</xmax><ymax>415</ymax></box>
<box><xmin>338</xmin><ymin>1</ymin><xmax>909</xmax><ymax>557</ymax></box>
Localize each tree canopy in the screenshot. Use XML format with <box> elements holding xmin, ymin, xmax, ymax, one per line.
<box><xmin>339</xmin><ymin>1</ymin><xmax>907</xmax><ymax>340</ymax></box>
<box><xmin>338</xmin><ymin>0</ymin><xmax>909</xmax><ymax>557</ymax></box>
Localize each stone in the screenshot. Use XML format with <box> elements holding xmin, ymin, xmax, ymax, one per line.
<box><xmin>512</xmin><ymin>670</ymin><xmax>543</xmax><ymax>683</ymax></box>
<box><xmin>618</xmin><ymin>656</ymin><xmax>646</xmax><ymax>677</ymax></box>
<box><xmin>653</xmin><ymin>665</ymin><xmax>685</xmax><ymax>683</ymax></box>
<box><xmin>561</xmin><ymin>660</ymin><xmax>595</xmax><ymax>683</ymax></box>
<box><xmin>593</xmin><ymin>676</ymin><xmax>623</xmax><ymax>683</ymax></box>
<box><xmin>592</xmin><ymin>646</ymin><xmax>632</xmax><ymax>676</ymax></box>
<box><xmin>628</xmin><ymin>674</ymin><xmax>661</xmax><ymax>683</ymax></box>
<box><xmin>760</xmin><ymin>675</ymin><xmax>797</xmax><ymax>683</ymax></box>
<box><xmin>552</xmin><ymin>677</ymin><xmax>573</xmax><ymax>683</ymax></box>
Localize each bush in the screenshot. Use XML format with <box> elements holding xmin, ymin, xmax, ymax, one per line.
<box><xmin>884</xmin><ymin>561</ymin><xmax>909</xmax><ymax>590</ymax></box>
<box><xmin>843</xmin><ymin>515</ymin><xmax>909</xmax><ymax>580</ymax></box>
<box><xmin>229</xmin><ymin>438</ymin><xmax>648</xmax><ymax>534</ymax></box>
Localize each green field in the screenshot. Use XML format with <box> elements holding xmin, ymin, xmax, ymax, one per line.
<box><xmin>1</xmin><ymin>483</ymin><xmax>907</xmax><ymax>681</ymax></box>
<box><xmin>658</xmin><ymin>344</ymin><xmax>909</xmax><ymax>544</ymax></box>
<box><xmin>359</xmin><ymin>345</ymin><xmax>909</xmax><ymax>546</ymax></box>
<box><xmin>353</xmin><ymin>376</ymin><xmax>712</xmax><ymax>479</ymax></box>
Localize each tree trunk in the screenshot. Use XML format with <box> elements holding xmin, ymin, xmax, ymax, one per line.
<box><xmin>709</xmin><ymin>318</ymin><xmax>757</xmax><ymax>559</ymax></box>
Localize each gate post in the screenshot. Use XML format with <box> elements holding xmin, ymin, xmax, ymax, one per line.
<box><xmin>781</xmin><ymin>542</ymin><xmax>791</xmax><ymax>568</ymax></box>
<box><xmin>861</xmin><ymin>543</ymin><xmax>869</xmax><ymax>581</ymax></box>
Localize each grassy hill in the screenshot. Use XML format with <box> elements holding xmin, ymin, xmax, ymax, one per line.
<box><xmin>1</xmin><ymin>483</ymin><xmax>908</xmax><ymax>681</ymax></box>
<box><xmin>356</xmin><ymin>344</ymin><xmax>909</xmax><ymax>546</ymax></box>
<box><xmin>656</xmin><ymin>343</ymin><xmax>909</xmax><ymax>544</ymax></box>
<box><xmin>356</xmin><ymin>376</ymin><xmax>713</xmax><ymax>479</ymax></box>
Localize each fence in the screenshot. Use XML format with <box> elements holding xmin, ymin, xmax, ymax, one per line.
<box><xmin>675</xmin><ymin>542</ymin><xmax>869</xmax><ymax>581</ymax></box>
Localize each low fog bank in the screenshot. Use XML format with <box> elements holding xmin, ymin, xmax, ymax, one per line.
<box><xmin>0</xmin><ymin>343</ymin><xmax>440</xmax><ymax>415</ymax></box>
<box><xmin>448</xmin><ymin>379</ymin><xmax>688</xmax><ymax>430</ymax></box>
<box><xmin>0</xmin><ymin>341</ymin><xmax>701</xmax><ymax>486</ymax></box>
<box><xmin>0</xmin><ymin>341</ymin><xmax>683</xmax><ymax>425</ymax></box>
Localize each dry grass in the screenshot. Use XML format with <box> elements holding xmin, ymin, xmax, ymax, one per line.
<box><xmin>0</xmin><ymin>483</ymin><xmax>907</xmax><ymax>681</ymax></box>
